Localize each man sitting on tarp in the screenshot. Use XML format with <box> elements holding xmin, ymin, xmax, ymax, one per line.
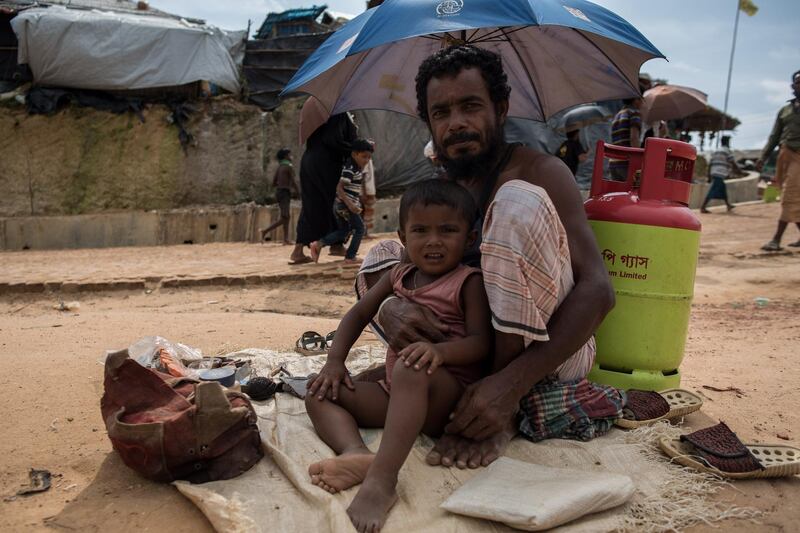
<box><xmin>355</xmin><ymin>45</ymin><xmax>622</xmax><ymax>469</ymax></box>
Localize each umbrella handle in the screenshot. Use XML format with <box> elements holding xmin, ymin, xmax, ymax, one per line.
<box><xmin>638</xmin><ymin>138</ymin><xmax>695</xmax><ymax>204</ymax></box>
<box><xmin>590</xmin><ymin>141</ymin><xmax>643</xmax><ymax>197</ymax></box>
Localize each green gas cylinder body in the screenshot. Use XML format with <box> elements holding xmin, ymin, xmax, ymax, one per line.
<box><xmin>585</xmin><ymin>138</ymin><xmax>701</xmax><ymax>391</ymax></box>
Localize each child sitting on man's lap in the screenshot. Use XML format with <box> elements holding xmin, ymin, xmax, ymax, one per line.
<box><xmin>305</xmin><ymin>179</ymin><xmax>492</xmax><ymax>533</ymax></box>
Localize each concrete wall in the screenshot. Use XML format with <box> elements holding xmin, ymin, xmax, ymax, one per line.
<box><xmin>0</xmin><ymin>173</ymin><xmax>760</xmax><ymax>251</ymax></box>
<box><xmin>0</xmin><ymin>199</ymin><xmax>403</xmax><ymax>251</ymax></box>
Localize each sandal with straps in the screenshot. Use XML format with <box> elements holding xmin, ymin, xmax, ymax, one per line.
<box><xmin>295</xmin><ymin>331</ymin><xmax>326</xmax><ymax>356</ymax></box>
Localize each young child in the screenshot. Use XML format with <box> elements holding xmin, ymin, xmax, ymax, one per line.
<box><xmin>305</xmin><ymin>179</ymin><xmax>492</xmax><ymax>533</ymax></box>
<box><xmin>310</xmin><ymin>138</ymin><xmax>374</xmax><ymax>264</ymax></box>
<box><xmin>260</xmin><ymin>148</ymin><xmax>297</xmax><ymax>244</ymax></box>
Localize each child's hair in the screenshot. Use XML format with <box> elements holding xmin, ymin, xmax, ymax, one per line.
<box><xmin>399</xmin><ymin>179</ymin><xmax>478</xmax><ymax>230</ymax></box>
<box><xmin>351</xmin><ymin>138</ymin><xmax>374</xmax><ymax>153</ymax></box>
<box><xmin>276</xmin><ymin>148</ymin><xmax>291</xmax><ymax>160</ymax></box>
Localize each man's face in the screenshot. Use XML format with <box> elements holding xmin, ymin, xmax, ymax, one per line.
<box><xmin>425</xmin><ymin>67</ymin><xmax>507</xmax><ymax>180</ymax></box>
<box><xmin>792</xmin><ymin>76</ymin><xmax>800</xmax><ymax>98</ymax></box>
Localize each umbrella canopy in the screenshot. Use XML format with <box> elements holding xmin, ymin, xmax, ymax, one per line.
<box><xmin>282</xmin><ymin>0</ymin><xmax>664</xmax><ymax>121</ymax></box>
<box><xmin>557</xmin><ymin>104</ymin><xmax>612</xmax><ymax>133</ymax></box>
<box><xmin>680</xmin><ymin>105</ymin><xmax>740</xmax><ymax>132</ymax></box>
<box><xmin>298</xmin><ymin>96</ymin><xmax>330</xmax><ymax>145</ymax></box>
<box><xmin>640</xmin><ymin>84</ymin><xmax>707</xmax><ymax>122</ymax></box>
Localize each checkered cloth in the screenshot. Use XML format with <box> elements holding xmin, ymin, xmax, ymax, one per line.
<box><xmin>481</xmin><ymin>180</ymin><xmax>594</xmax><ymax>380</ymax></box>
<box><xmin>518</xmin><ymin>378</ymin><xmax>625</xmax><ymax>442</ymax></box>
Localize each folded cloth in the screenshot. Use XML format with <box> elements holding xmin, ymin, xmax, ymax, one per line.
<box><xmin>440</xmin><ymin>457</ymin><xmax>635</xmax><ymax>531</ymax></box>
<box><xmin>518</xmin><ymin>377</ymin><xmax>625</xmax><ymax>442</ymax></box>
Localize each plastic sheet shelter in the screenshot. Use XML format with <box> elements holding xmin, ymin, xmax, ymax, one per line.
<box><xmin>11</xmin><ymin>6</ymin><xmax>245</xmax><ymax>93</ymax></box>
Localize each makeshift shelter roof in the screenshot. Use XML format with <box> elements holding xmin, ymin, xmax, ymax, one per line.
<box><xmin>255</xmin><ymin>5</ymin><xmax>334</xmax><ymax>39</ymax></box>
<box><xmin>0</xmin><ymin>0</ymin><xmax>204</xmax><ymax>23</ymax></box>
<box><xmin>681</xmin><ymin>105</ymin><xmax>740</xmax><ymax>132</ymax></box>
<box><xmin>11</xmin><ymin>6</ymin><xmax>245</xmax><ymax>92</ymax></box>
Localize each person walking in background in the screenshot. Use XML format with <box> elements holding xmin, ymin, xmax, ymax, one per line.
<box><xmin>608</xmin><ymin>96</ymin><xmax>643</xmax><ymax>181</ymax></box>
<box><xmin>260</xmin><ymin>148</ymin><xmax>297</xmax><ymax>244</ymax></box>
<box><xmin>555</xmin><ymin>129</ymin><xmax>587</xmax><ymax>178</ymax></box>
<box><xmin>290</xmin><ymin>112</ymin><xmax>358</xmax><ymax>264</ymax></box>
<box><xmin>311</xmin><ymin>139</ymin><xmax>374</xmax><ymax>264</ymax></box>
<box><xmin>701</xmin><ymin>135</ymin><xmax>741</xmax><ymax>213</ymax></box>
<box><xmin>757</xmin><ymin>70</ymin><xmax>800</xmax><ymax>251</ymax></box>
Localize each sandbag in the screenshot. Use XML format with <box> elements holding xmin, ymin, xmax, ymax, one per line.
<box><xmin>100</xmin><ymin>349</ymin><xmax>263</xmax><ymax>483</ymax></box>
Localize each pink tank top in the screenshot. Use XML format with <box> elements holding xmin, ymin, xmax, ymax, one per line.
<box><xmin>384</xmin><ymin>263</ymin><xmax>485</xmax><ymax>387</ymax></box>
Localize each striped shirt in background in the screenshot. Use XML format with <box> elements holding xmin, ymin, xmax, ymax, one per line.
<box><xmin>334</xmin><ymin>158</ymin><xmax>364</xmax><ymax>218</ymax></box>
<box><xmin>611</xmin><ymin>106</ymin><xmax>642</xmax><ymax>146</ymax></box>
<box><xmin>609</xmin><ymin>105</ymin><xmax>641</xmax><ymax>172</ymax></box>
<box><xmin>708</xmin><ymin>148</ymin><xmax>736</xmax><ymax>178</ymax></box>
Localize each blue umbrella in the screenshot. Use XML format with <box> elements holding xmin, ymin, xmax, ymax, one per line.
<box><xmin>281</xmin><ymin>0</ymin><xmax>663</xmax><ymax>121</ymax></box>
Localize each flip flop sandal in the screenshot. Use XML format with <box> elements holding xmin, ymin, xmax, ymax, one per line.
<box><xmin>788</xmin><ymin>240</ymin><xmax>800</xmax><ymax>248</ymax></box>
<box><xmin>760</xmin><ymin>240</ymin><xmax>782</xmax><ymax>252</ymax></box>
<box><xmin>324</xmin><ymin>331</ymin><xmax>336</xmax><ymax>351</ymax></box>
<box><xmin>616</xmin><ymin>388</ymin><xmax>703</xmax><ymax>429</ymax></box>
<box><xmin>288</xmin><ymin>256</ymin><xmax>313</xmax><ymax>265</ymax></box>
<box><xmin>659</xmin><ymin>422</ymin><xmax>800</xmax><ymax>479</ymax></box>
<box><xmin>294</xmin><ymin>331</ymin><xmax>326</xmax><ymax>356</ymax></box>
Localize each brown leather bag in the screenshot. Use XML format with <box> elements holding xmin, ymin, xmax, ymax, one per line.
<box><xmin>100</xmin><ymin>349</ymin><xmax>263</xmax><ymax>483</ymax></box>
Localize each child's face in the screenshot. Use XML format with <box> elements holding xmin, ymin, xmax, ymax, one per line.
<box><xmin>352</xmin><ymin>150</ymin><xmax>372</xmax><ymax>169</ymax></box>
<box><xmin>399</xmin><ymin>204</ymin><xmax>475</xmax><ymax>276</ymax></box>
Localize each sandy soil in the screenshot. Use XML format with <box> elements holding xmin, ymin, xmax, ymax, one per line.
<box><xmin>0</xmin><ymin>203</ymin><xmax>798</xmax><ymax>532</ymax></box>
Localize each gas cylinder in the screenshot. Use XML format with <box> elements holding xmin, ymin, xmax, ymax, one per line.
<box><xmin>584</xmin><ymin>137</ymin><xmax>701</xmax><ymax>391</ymax></box>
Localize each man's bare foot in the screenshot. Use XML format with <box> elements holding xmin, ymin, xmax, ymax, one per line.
<box><xmin>347</xmin><ymin>478</ymin><xmax>398</xmax><ymax>533</ymax></box>
<box><xmin>308</xmin><ymin>453</ymin><xmax>374</xmax><ymax>493</ymax></box>
<box><xmin>426</xmin><ymin>423</ymin><xmax>515</xmax><ymax>468</ymax></box>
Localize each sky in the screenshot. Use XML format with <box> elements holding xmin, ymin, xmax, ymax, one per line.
<box><xmin>153</xmin><ymin>0</ymin><xmax>800</xmax><ymax>150</ymax></box>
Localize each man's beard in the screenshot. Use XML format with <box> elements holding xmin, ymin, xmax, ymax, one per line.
<box><xmin>434</xmin><ymin>124</ymin><xmax>505</xmax><ymax>181</ymax></box>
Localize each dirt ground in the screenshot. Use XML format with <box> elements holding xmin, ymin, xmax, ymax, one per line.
<box><xmin>0</xmin><ymin>202</ymin><xmax>798</xmax><ymax>532</ymax></box>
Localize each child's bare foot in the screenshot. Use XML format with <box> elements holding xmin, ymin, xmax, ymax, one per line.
<box><xmin>308</xmin><ymin>453</ymin><xmax>374</xmax><ymax>493</ymax></box>
<box><xmin>309</xmin><ymin>241</ymin><xmax>322</xmax><ymax>262</ymax></box>
<box><xmin>347</xmin><ymin>478</ymin><xmax>398</xmax><ymax>533</ymax></box>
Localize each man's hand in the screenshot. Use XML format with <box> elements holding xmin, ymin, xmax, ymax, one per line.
<box><xmin>378</xmin><ymin>298</ymin><xmax>449</xmax><ymax>351</ymax></box>
<box><xmin>307</xmin><ymin>361</ymin><xmax>354</xmax><ymax>401</ymax></box>
<box><xmin>444</xmin><ymin>371</ymin><xmax>524</xmax><ymax>441</ymax></box>
<box><xmin>399</xmin><ymin>342</ymin><xmax>445</xmax><ymax>374</ymax></box>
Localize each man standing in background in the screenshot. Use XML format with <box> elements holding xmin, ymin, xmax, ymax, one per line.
<box><xmin>608</xmin><ymin>97</ymin><xmax>642</xmax><ymax>181</ymax></box>
<box><xmin>757</xmin><ymin>70</ymin><xmax>800</xmax><ymax>251</ymax></box>
<box><xmin>701</xmin><ymin>135</ymin><xmax>741</xmax><ymax>213</ymax></box>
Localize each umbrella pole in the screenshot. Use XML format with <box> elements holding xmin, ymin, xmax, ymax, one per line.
<box><xmin>719</xmin><ymin>0</ymin><xmax>741</xmax><ymax>149</ymax></box>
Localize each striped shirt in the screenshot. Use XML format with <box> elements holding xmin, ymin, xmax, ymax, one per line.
<box><xmin>334</xmin><ymin>158</ymin><xmax>363</xmax><ymax>217</ymax></box>
<box><xmin>611</xmin><ymin>106</ymin><xmax>642</xmax><ymax>147</ymax></box>
<box><xmin>708</xmin><ymin>148</ymin><xmax>736</xmax><ymax>179</ymax></box>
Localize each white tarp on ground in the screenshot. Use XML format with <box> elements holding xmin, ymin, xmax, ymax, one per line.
<box><xmin>174</xmin><ymin>347</ymin><xmax>757</xmax><ymax>533</ymax></box>
<box><xmin>11</xmin><ymin>7</ymin><xmax>245</xmax><ymax>93</ymax></box>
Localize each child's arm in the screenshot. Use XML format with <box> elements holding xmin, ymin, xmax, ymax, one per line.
<box><xmin>336</xmin><ymin>179</ymin><xmax>361</xmax><ymax>214</ymax></box>
<box><xmin>307</xmin><ymin>273</ymin><xmax>395</xmax><ymax>400</ymax></box>
<box><xmin>399</xmin><ymin>273</ymin><xmax>492</xmax><ymax>374</ymax></box>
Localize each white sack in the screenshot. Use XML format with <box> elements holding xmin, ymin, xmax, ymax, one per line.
<box><xmin>440</xmin><ymin>457</ymin><xmax>635</xmax><ymax>531</ymax></box>
<box><xmin>11</xmin><ymin>7</ymin><xmax>245</xmax><ymax>93</ymax></box>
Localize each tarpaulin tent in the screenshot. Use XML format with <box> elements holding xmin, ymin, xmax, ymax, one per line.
<box><xmin>11</xmin><ymin>6</ymin><xmax>245</xmax><ymax>93</ymax></box>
